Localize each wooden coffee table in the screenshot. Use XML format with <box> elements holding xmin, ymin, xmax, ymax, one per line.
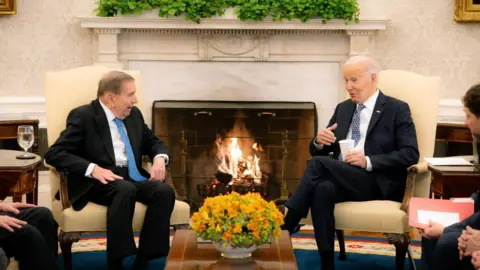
<box><xmin>165</xmin><ymin>230</ymin><xmax>298</xmax><ymax>269</ymax></box>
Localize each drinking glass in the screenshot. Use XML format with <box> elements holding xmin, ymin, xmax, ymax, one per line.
<box><xmin>17</xmin><ymin>125</ymin><xmax>35</xmax><ymax>159</ymax></box>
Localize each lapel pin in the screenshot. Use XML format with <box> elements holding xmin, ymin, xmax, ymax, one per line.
<box><xmin>376</xmin><ymin>110</ymin><xmax>381</xmax><ymax>113</ymax></box>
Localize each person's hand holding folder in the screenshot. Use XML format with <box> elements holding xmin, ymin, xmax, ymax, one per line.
<box><xmin>418</xmin><ymin>220</ymin><xmax>445</xmax><ymax>239</ymax></box>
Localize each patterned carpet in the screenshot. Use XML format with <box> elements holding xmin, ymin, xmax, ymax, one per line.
<box><xmin>57</xmin><ymin>227</ymin><xmax>422</xmax><ymax>269</ymax></box>
<box><xmin>69</xmin><ymin>228</ymin><xmax>422</xmax><ymax>259</ymax></box>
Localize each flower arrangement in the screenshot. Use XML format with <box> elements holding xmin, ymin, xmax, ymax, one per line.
<box><xmin>190</xmin><ymin>192</ymin><xmax>284</xmax><ymax>248</ymax></box>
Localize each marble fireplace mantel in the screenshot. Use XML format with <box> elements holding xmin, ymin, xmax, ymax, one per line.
<box><xmin>78</xmin><ymin>15</ymin><xmax>389</xmax><ymax>68</ymax></box>
<box><xmin>77</xmin><ymin>15</ymin><xmax>389</xmax><ymax>128</ymax></box>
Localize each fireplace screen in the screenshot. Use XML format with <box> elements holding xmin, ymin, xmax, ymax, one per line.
<box><xmin>152</xmin><ymin>101</ymin><xmax>317</xmax><ymax>209</ymax></box>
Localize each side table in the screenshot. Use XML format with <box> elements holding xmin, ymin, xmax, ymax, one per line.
<box><xmin>0</xmin><ymin>150</ymin><xmax>41</xmax><ymax>204</ymax></box>
<box><xmin>428</xmin><ymin>159</ymin><xmax>480</xmax><ymax>199</ymax></box>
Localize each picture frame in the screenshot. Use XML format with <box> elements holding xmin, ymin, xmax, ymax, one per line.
<box><xmin>0</xmin><ymin>0</ymin><xmax>16</xmax><ymax>15</ymax></box>
<box><xmin>455</xmin><ymin>0</ymin><xmax>480</xmax><ymax>22</ymax></box>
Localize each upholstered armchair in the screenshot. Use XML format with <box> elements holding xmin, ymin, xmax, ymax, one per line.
<box><xmin>44</xmin><ymin>66</ymin><xmax>191</xmax><ymax>270</ymax></box>
<box><xmin>299</xmin><ymin>70</ymin><xmax>441</xmax><ymax>270</ymax></box>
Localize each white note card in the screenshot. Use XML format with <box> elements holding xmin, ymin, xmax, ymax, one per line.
<box><xmin>424</xmin><ymin>157</ymin><xmax>473</xmax><ymax>166</ymax></box>
<box><xmin>417</xmin><ymin>210</ymin><xmax>460</xmax><ymax>227</ymax></box>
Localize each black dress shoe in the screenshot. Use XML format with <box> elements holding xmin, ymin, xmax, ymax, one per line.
<box><xmin>281</xmin><ymin>223</ymin><xmax>302</xmax><ymax>235</ymax></box>
<box><xmin>108</xmin><ymin>259</ymin><xmax>123</xmax><ymax>270</ymax></box>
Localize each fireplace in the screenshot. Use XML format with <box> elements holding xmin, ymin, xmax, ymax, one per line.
<box><xmin>152</xmin><ymin>101</ymin><xmax>316</xmax><ymax>209</ymax></box>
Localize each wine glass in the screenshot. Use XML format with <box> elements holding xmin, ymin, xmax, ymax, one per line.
<box><xmin>17</xmin><ymin>125</ymin><xmax>35</xmax><ymax>159</ymax></box>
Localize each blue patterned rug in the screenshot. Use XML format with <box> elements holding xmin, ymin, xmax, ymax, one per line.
<box><xmin>58</xmin><ymin>229</ymin><xmax>422</xmax><ymax>270</ymax></box>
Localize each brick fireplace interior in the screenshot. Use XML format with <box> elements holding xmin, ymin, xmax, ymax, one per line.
<box><xmin>152</xmin><ymin>101</ymin><xmax>316</xmax><ymax>209</ymax></box>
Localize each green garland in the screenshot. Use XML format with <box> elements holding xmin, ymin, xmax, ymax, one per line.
<box><xmin>95</xmin><ymin>0</ymin><xmax>360</xmax><ymax>24</ymax></box>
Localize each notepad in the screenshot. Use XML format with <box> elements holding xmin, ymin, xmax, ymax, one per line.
<box><xmin>424</xmin><ymin>157</ymin><xmax>473</xmax><ymax>166</ymax></box>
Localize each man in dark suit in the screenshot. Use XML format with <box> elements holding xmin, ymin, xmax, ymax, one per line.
<box><xmin>0</xmin><ymin>202</ymin><xmax>58</xmax><ymax>270</ymax></box>
<box><xmin>45</xmin><ymin>71</ymin><xmax>175</xmax><ymax>270</ymax></box>
<box><xmin>419</xmin><ymin>83</ymin><xmax>480</xmax><ymax>270</ymax></box>
<box><xmin>281</xmin><ymin>55</ymin><xmax>419</xmax><ymax>270</ymax></box>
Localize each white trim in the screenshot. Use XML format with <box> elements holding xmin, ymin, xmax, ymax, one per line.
<box><xmin>0</xmin><ymin>97</ymin><xmax>465</xmax><ymax>127</ymax></box>
<box><xmin>78</xmin><ymin>16</ymin><xmax>389</xmax><ymax>31</ymax></box>
<box><xmin>0</xmin><ymin>97</ymin><xmax>46</xmax><ymax>128</ymax></box>
<box><xmin>437</xmin><ymin>98</ymin><xmax>464</xmax><ymax>124</ymax></box>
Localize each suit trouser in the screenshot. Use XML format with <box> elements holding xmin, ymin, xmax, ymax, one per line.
<box><xmin>421</xmin><ymin>211</ymin><xmax>480</xmax><ymax>270</ymax></box>
<box><xmin>0</xmin><ymin>207</ymin><xmax>59</xmax><ymax>270</ymax></box>
<box><xmin>85</xmin><ymin>167</ymin><xmax>176</xmax><ymax>262</ymax></box>
<box><xmin>285</xmin><ymin>156</ymin><xmax>383</xmax><ymax>252</ymax></box>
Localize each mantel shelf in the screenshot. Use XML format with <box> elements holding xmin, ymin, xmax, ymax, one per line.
<box><xmin>78</xmin><ymin>16</ymin><xmax>389</xmax><ymax>31</ymax></box>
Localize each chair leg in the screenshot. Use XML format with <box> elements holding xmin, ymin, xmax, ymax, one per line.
<box><xmin>386</xmin><ymin>232</ymin><xmax>412</xmax><ymax>270</ymax></box>
<box><xmin>59</xmin><ymin>231</ymin><xmax>81</xmax><ymax>270</ymax></box>
<box><xmin>335</xmin><ymin>230</ymin><xmax>347</xmax><ymax>261</ymax></box>
<box><xmin>407</xmin><ymin>245</ymin><xmax>417</xmax><ymax>270</ymax></box>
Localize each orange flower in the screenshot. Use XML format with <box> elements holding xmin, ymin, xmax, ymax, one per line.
<box><xmin>222</xmin><ymin>230</ymin><xmax>232</xmax><ymax>241</ymax></box>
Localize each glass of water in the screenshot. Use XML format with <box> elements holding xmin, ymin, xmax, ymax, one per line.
<box><xmin>17</xmin><ymin>125</ymin><xmax>35</xmax><ymax>159</ymax></box>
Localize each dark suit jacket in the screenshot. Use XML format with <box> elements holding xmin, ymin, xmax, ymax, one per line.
<box><xmin>45</xmin><ymin>99</ymin><xmax>168</xmax><ymax>210</ymax></box>
<box><xmin>309</xmin><ymin>91</ymin><xmax>419</xmax><ymax>202</ymax></box>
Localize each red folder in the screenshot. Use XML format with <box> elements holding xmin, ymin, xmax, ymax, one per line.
<box><xmin>408</xmin><ymin>197</ymin><xmax>474</xmax><ymax>229</ymax></box>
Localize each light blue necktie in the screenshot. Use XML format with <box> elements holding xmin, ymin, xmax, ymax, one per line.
<box><xmin>113</xmin><ymin>118</ymin><xmax>147</xmax><ymax>181</ymax></box>
<box><xmin>338</xmin><ymin>104</ymin><xmax>366</xmax><ymax>161</ymax></box>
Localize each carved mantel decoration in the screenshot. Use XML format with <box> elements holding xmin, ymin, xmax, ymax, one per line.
<box><xmin>78</xmin><ymin>16</ymin><xmax>389</xmax><ymax>69</ymax></box>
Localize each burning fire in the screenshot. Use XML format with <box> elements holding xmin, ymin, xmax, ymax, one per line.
<box><xmin>215</xmin><ymin>136</ymin><xmax>263</xmax><ymax>185</ymax></box>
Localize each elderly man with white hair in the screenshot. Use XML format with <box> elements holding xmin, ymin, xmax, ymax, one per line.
<box><xmin>282</xmin><ymin>55</ymin><xmax>420</xmax><ymax>269</ymax></box>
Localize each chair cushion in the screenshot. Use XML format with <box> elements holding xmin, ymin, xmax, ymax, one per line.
<box><xmin>300</xmin><ymin>201</ymin><xmax>409</xmax><ymax>234</ymax></box>
<box><xmin>53</xmin><ymin>199</ymin><xmax>190</xmax><ymax>232</ymax></box>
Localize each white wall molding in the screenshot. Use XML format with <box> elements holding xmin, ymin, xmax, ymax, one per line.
<box><xmin>437</xmin><ymin>98</ymin><xmax>464</xmax><ymax>124</ymax></box>
<box><xmin>0</xmin><ymin>97</ymin><xmax>46</xmax><ymax>128</ymax></box>
<box><xmin>0</xmin><ymin>96</ymin><xmax>464</xmax><ymax>127</ymax></box>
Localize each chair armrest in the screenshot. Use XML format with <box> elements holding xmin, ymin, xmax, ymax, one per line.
<box><xmin>400</xmin><ymin>161</ymin><xmax>429</xmax><ymax>213</ymax></box>
<box><xmin>407</xmin><ymin>161</ymin><xmax>429</xmax><ymax>174</ymax></box>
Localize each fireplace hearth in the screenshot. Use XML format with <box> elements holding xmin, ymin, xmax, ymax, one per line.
<box><xmin>152</xmin><ymin>101</ymin><xmax>316</xmax><ymax>210</ymax></box>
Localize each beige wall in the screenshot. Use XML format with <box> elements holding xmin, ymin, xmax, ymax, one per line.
<box><xmin>0</xmin><ymin>0</ymin><xmax>96</xmax><ymax>97</ymax></box>
<box><xmin>0</xmin><ymin>0</ymin><xmax>479</xmax><ymax>99</ymax></box>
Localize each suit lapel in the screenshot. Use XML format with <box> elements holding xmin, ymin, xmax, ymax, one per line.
<box><xmin>366</xmin><ymin>91</ymin><xmax>387</xmax><ymax>137</ymax></box>
<box><xmin>93</xmin><ymin>100</ymin><xmax>115</xmax><ymax>164</ymax></box>
<box><xmin>336</xmin><ymin>101</ymin><xmax>356</xmax><ymax>140</ymax></box>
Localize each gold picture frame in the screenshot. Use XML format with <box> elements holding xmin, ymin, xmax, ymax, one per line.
<box><xmin>0</xmin><ymin>0</ymin><xmax>16</xmax><ymax>15</ymax></box>
<box><xmin>455</xmin><ymin>0</ymin><xmax>480</xmax><ymax>22</ymax></box>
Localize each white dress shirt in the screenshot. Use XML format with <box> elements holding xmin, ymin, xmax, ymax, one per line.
<box><xmin>85</xmin><ymin>101</ymin><xmax>169</xmax><ymax>177</ymax></box>
<box><xmin>314</xmin><ymin>90</ymin><xmax>380</xmax><ymax>172</ymax></box>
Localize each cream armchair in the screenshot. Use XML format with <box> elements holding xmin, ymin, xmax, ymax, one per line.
<box><xmin>299</xmin><ymin>70</ymin><xmax>441</xmax><ymax>270</ymax></box>
<box><xmin>44</xmin><ymin>66</ymin><xmax>191</xmax><ymax>270</ymax></box>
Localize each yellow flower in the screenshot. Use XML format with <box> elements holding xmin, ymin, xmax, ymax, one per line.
<box><xmin>233</xmin><ymin>223</ymin><xmax>242</xmax><ymax>234</ymax></box>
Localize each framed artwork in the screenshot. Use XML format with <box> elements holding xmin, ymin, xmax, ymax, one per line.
<box><xmin>455</xmin><ymin>0</ymin><xmax>480</xmax><ymax>22</ymax></box>
<box><xmin>0</xmin><ymin>0</ymin><xmax>16</xmax><ymax>15</ymax></box>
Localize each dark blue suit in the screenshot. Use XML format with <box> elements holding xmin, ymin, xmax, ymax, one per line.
<box><xmin>421</xmin><ymin>191</ymin><xmax>480</xmax><ymax>270</ymax></box>
<box><xmin>285</xmin><ymin>91</ymin><xmax>419</xmax><ymax>257</ymax></box>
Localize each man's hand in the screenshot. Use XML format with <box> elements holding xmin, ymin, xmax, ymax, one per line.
<box><xmin>459</xmin><ymin>226</ymin><xmax>480</xmax><ymax>259</ymax></box>
<box><xmin>0</xmin><ymin>215</ymin><xmax>26</xmax><ymax>232</ymax></box>
<box><xmin>344</xmin><ymin>150</ymin><xmax>367</xmax><ymax>168</ymax></box>
<box><xmin>0</xmin><ymin>202</ymin><xmax>35</xmax><ymax>214</ymax></box>
<box><xmin>472</xmin><ymin>250</ymin><xmax>480</xmax><ymax>269</ymax></box>
<box><xmin>315</xmin><ymin>123</ymin><xmax>338</xmax><ymax>145</ymax></box>
<box><xmin>418</xmin><ymin>220</ymin><xmax>445</xmax><ymax>239</ymax></box>
<box><xmin>150</xmin><ymin>157</ymin><xmax>166</xmax><ymax>181</ymax></box>
<box><xmin>91</xmin><ymin>165</ymin><xmax>123</xmax><ymax>184</ymax></box>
